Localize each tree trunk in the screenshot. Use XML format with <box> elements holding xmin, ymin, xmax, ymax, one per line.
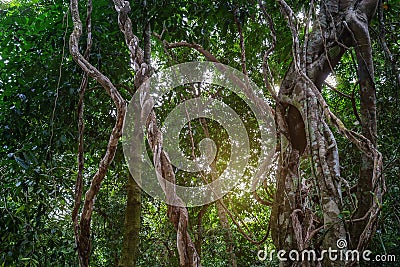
<box><xmin>119</xmin><ymin>5</ymin><xmax>152</xmax><ymax>265</ymax></box>
<box><xmin>70</xmin><ymin>0</ymin><xmax>127</xmax><ymax>265</ymax></box>
<box><xmin>216</xmin><ymin>200</ymin><xmax>237</xmax><ymax>267</ymax></box>
<box><xmin>119</xmin><ymin>173</ymin><xmax>141</xmax><ymax>267</ymax></box>
<box><xmin>112</xmin><ymin>1</ymin><xmax>202</xmax><ymax>265</ymax></box>
<box><xmin>194</xmin><ymin>204</ymin><xmax>209</xmax><ymax>257</ymax></box>
<box><xmin>348</xmin><ymin>0</ymin><xmax>379</xmax><ymax>249</ymax></box>
<box><xmin>270</xmin><ymin>1</ymin><xmax>383</xmax><ymax>266</ymax></box>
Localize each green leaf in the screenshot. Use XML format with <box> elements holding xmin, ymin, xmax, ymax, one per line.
<box><xmin>14</xmin><ymin>156</ymin><xmax>29</xmax><ymax>169</ymax></box>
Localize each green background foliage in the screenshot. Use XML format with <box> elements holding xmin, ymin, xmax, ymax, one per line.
<box><xmin>0</xmin><ymin>0</ymin><xmax>398</xmax><ymax>266</ymax></box>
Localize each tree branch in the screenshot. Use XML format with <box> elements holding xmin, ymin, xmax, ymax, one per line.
<box><xmin>114</xmin><ymin>2</ymin><xmax>202</xmax><ymax>265</ymax></box>
<box><xmin>69</xmin><ymin>0</ymin><xmax>126</xmax><ymax>265</ymax></box>
<box><xmin>258</xmin><ymin>0</ymin><xmax>278</xmax><ymax>101</ymax></box>
<box><xmin>233</xmin><ymin>7</ymin><xmax>248</xmax><ymax>76</ymax></box>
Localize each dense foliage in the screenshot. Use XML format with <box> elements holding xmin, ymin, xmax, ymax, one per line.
<box><xmin>0</xmin><ymin>0</ymin><xmax>398</xmax><ymax>266</ymax></box>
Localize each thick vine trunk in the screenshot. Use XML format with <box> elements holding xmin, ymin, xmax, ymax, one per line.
<box><xmin>113</xmin><ymin>1</ymin><xmax>202</xmax><ymax>266</ymax></box>
<box><xmin>270</xmin><ymin>1</ymin><xmax>382</xmax><ymax>266</ymax></box>
<box><xmin>70</xmin><ymin>0</ymin><xmax>127</xmax><ymax>265</ymax></box>
<box><xmin>348</xmin><ymin>1</ymin><xmax>379</xmax><ymax>248</ymax></box>
<box><xmin>119</xmin><ymin>8</ymin><xmax>152</xmax><ymax>266</ymax></box>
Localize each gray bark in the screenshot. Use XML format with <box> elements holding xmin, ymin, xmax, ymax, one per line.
<box><xmin>270</xmin><ymin>1</ymin><xmax>383</xmax><ymax>266</ymax></box>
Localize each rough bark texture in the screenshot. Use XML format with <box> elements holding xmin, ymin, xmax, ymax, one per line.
<box><xmin>72</xmin><ymin>0</ymin><xmax>92</xmax><ymax>256</ymax></box>
<box><xmin>119</xmin><ymin>5</ymin><xmax>153</xmax><ymax>265</ymax></box>
<box><xmin>270</xmin><ymin>0</ymin><xmax>384</xmax><ymax>266</ymax></box>
<box><xmin>119</xmin><ymin>173</ymin><xmax>141</xmax><ymax>267</ymax></box>
<box><xmin>69</xmin><ymin>0</ymin><xmax>385</xmax><ymax>265</ymax></box>
<box><xmin>194</xmin><ymin>204</ymin><xmax>209</xmax><ymax>257</ymax></box>
<box><xmin>70</xmin><ymin>0</ymin><xmax>128</xmax><ymax>265</ymax></box>
<box><xmin>138</xmin><ymin>106</ymin><xmax>202</xmax><ymax>266</ymax></box>
<box><xmin>113</xmin><ymin>1</ymin><xmax>202</xmax><ymax>266</ymax></box>
<box><xmin>348</xmin><ymin>0</ymin><xmax>378</xmax><ymax>246</ymax></box>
